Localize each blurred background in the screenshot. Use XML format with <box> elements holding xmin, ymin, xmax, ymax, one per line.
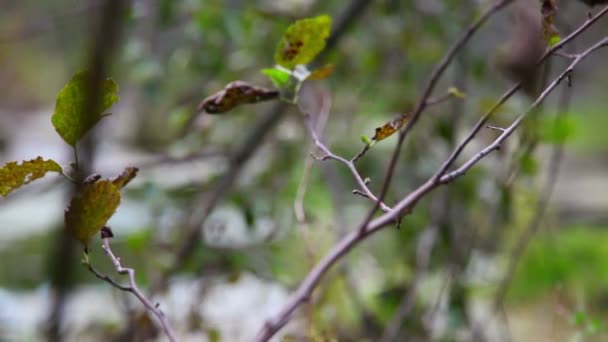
<box><xmin>1</xmin><ymin>0</ymin><xmax>608</xmax><ymax>341</ymax></box>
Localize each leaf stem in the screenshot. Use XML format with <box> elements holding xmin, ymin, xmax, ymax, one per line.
<box><xmin>73</xmin><ymin>146</ymin><xmax>80</xmax><ymax>172</ymax></box>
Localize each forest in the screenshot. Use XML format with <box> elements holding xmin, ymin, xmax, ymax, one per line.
<box><xmin>1</xmin><ymin>0</ymin><xmax>608</xmax><ymax>341</ymax></box>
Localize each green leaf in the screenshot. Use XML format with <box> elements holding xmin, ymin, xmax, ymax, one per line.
<box><xmin>0</xmin><ymin>157</ymin><xmax>62</xmax><ymax>197</ymax></box>
<box><xmin>65</xmin><ymin>179</ymin><xmax>121</xmax><ymax>247</ymax></box>
<box><xmin>51</xmin><ymin>70</ymin><xmax>120</xmax><ymax>146</ymax></box>
<box><xmin>275</xmin><ymin>15</ymin><xmax>331</xmax><ymax>69</ymax></box>
<box><xmin>261</xmin><ymin>67</ymin><xmax>291</xmax><ymax>88</ymax></box>
<box><xmin>360</xmin><ymin>135</ymin><xmax>372</xmax><ymax>146</ymax></box>
<box><xmin>548</xmin><ymin>34</ymin><xmax>561</xmax><ymax>47</ymax></box>
<box><xmin>448</xmin><ymin>86</ymin><xmax>466</xmax><ymax>99</ymax></box>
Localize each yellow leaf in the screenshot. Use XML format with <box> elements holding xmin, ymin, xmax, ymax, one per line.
<box><xmin>0</xmin><ymin>157</ymin><xmax>62</xmax><ymax>197</ymax></box>
<box><xmin>372</xmin><ymin>112</ymin><xmax>411</xmax><ymax>142</ymax></box>
<box><xmin>65</xmin><ymin>180</ymin><xmax>121</xmax><ymax>247</ymax></box>
<box><xmin>308</xmin><ymin>64</ymin><xmax>335</xmax><ymax>80</ymax></box>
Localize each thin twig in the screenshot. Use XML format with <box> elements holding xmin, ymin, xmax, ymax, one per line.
<box><xmin>305</xmin><ymin>117</ymin><xmax>392</xmax><ymax>212</ymax></box>
<box><xmin>86</xmin><ymin>262</ymin><xmax>131</xmax><ymax>292</ymax></box>
<box><xmin>300</xmin><ymin>86</ymin><xmax>391</xmax><ymax>212</ymax></box>
<box><xmin>101</xmin><ymin>237</ymin><xmax>178</xmax><ymax>342</ymax></box>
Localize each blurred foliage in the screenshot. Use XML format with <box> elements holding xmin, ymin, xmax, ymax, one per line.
<box><xmin>509</xmin><ymin>225</ymin><xmax>608</xmax><ymax>302</ymax></box>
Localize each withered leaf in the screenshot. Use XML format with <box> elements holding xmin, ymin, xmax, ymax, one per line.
<box><xmin>198</xmin><ymin>81</ymin><xmax>279</xmax><ymax>114</ymax></box>
<box><xmin>112</xmin><ymin>166</ymin><xmax>139</xmax><ymax>189</ymax></box>
<box><xmin>372</xmin><ymin>112</ymin><xmax>411</xmax><ymax>142</ymax></box>
<box><xmin>65</xmin><ymin>179</ymin><xmax>120</xmax><ymax>247</ymax></box>
<box><xmin>0</xmin><ymin>157</ymin><xmax>62</xmax><ymax>197</ymax></box>
<box><xmin>308</xmin><ymin>64</ymin><xmax>335</xmax><ymax>81</ymax></box>
<box><xmin>65</xmin><ymin>166</ymin><xmax>138</xmax><ymax>248</ymax></box>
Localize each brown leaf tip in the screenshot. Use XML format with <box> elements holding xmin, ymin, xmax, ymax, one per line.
<box><xmin>100</xmin><ymin>226</ymin><xmax>114</xmax><ymax>239</ymax></box>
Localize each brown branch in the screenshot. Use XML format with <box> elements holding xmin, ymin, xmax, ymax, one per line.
<box><xmin>252</xmin><ymin>33</ymin><xmax>608</xmax><ymax>342</ymax></box>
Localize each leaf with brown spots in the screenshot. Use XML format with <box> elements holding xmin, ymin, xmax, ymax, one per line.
<box><xmin>275</xmin><ymin>15</ymin><xmax>331</xmax><ymax>70</ymax></box>
<box><xmin>198</xmin><ymin>81</ymin><xmax>279</xmax><ymax>114</ymax></box>
<box><xmin>0</xmin><ymin>157</ymin><xmax>62</xmax><ymax>197</ymax></box>
<box><xmin>65</xmin><ymin>167</ymin><xmax>138</xmax><ymax>248</ymax></box>
<box><xmin>65</xmin><ymin>179</ymin><xmax>120</xmax><ymax>248</ymax></box>
<box><xmin>371</xmin><ymin>112</ymin><xmax>411</xmax><ymax>142</ymax></box>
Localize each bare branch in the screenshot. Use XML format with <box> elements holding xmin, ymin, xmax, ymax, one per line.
<box><xmin>304</xmin><ymin>116</ymin><xmax>392</xmax><ymax>213</ymax></box>
<box><xmin>100</xmin><ymin>236</ymin><xmax>178</xmax><ymax>342</ymax></box>
<box><xmin>299</xmin><ymin>85</ymin><xmax>391</xmax><ymax>213</ymax></box>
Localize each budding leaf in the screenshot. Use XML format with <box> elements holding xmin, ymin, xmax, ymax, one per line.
<box><xmin>0</xmin><ymin>157</ymin><xmax>62</xmax><ymax>197</ymax></box>
<box><xmin>261</xmin><ymin>67</ymin><xmax>291</xmax><ymax>88</ymax></box>
<box><xmin>275</xmin><ymin>15</ymin><xmax>331</xmax><ymax>70</ymax></box>
<box><xmin>198</xmin><ymin>81</ymin><xmax>279</xmax><ymax>114</ymax></box>
<box><xmin>448</xmin><ymin>87</ymin><xmax>466</xmax><ymax>99</ymax></box>
<box><xmin>51</xmin><ymin>71</ymin><xmax>120</xmax><ymax>146</ymax></box>
<box><xmin>371</xmin><ymin>112</ymin><xmax>411</xmax><ymax>142</ymax></box>
<box><xmin>360</xmin><ymin>135</ymin><xmax>372</xmax><ymax>146</ymax></box>
<box><xmin>65</xmin><ymin>179</ymin><xmax>121</xmax><ymax>247</ymax></box>
<box><xmin>548</xmin><ymin>35</ymin><xmax>561</xmax><ymax>47</ymax></box>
